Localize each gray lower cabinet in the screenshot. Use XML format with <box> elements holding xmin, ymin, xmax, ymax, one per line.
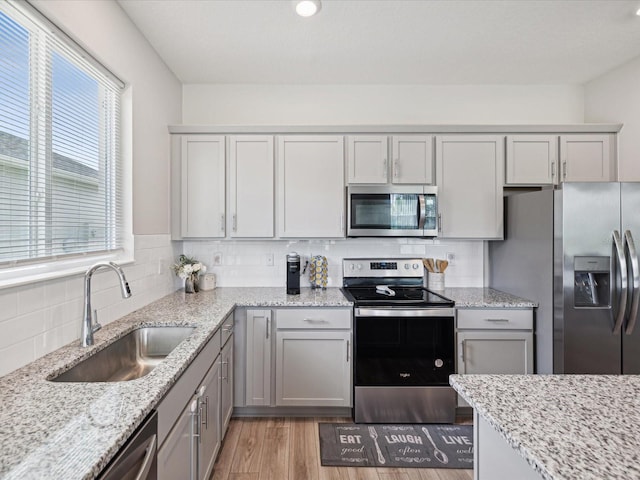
<box><xmin>157</xmin><ymin>313</ymin><xmax>234</xmax><ymax>480</ymax></box>
<box><xmin>220</xmin><ymin>331</ymin><xmax>234</xmax><ymax>434</ymax></box>
<box><xmin>242</xmin><ymin>307</ymin><xmax>352</xmax><ymax>408</ymax></box>
<box><xmin>456</xmin><ymin>308</ymin><xmax>534</xmax><ymax>407</ymax></box>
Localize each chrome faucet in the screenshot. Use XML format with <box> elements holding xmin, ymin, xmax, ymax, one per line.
<box><xmin>82</xmin><ymin>262</ymin><xmax>132</xmax><ymax>347</ymax></box>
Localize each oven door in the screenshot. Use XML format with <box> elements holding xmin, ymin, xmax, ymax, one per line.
<box><xmin>353</xmin><ymin>308</ymin><xmax>455</xmax><ymax>423</ymax></box>
<box><xmin>347</xmin><ymin>186</ymin><xmax>437</xmax><ymax>237</ymax></box>
<box><xmin>354</xmin><ymin>308</ymin><xmax>455</xmax><ymax>386</ymax></box>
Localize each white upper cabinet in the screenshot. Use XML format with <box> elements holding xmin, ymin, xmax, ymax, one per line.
<box><xmin>391</xmin><ymin>135</ymin><xmax>434</xmax><ymax>184</ymax></box>
<box><xmin>180</xmin><ymin>135</ymin><xmax>226</xmax><ymax>238</ymax></box>
<box><xmin>505</xmin><ymin>135</ymin><xmax>558</xmax><ymax>185</ymax></box>
<box><xmin>347</xmin><ymin>135</ymin><xmax>388</xmax><ymax>184</ymax></box>
<box><xmin>560</xmin><ymin>134</ymin><xmax>614</xmax><ymax>182</ymax></box>
<box><xmin>435</xmin><ymin>135</ymin><xmax>504</xmax><ymax>239</ymax></box>
<box><xmin>347</xmin><ymin>135</ymin><xmax>434</xmax><ymax>185</ymax></box>
<box><xmin>277</xmin><ymin>135</ymin><xmax>345</xmax><ymax>238</ymax></box>
<box><xmin>228</xmin><ymin>135</ymin><xmax>274</xmax><ymax>238</ymax></box>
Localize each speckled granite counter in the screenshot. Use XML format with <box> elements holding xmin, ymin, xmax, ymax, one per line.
<box><xmin>444</xmin><ymin>287</ymin><xmax>537</xmax><ymax>308</ymax></box>
<box><xmin>0</xmin><ymin>287</ymin><xmax>351</xmax><ymax>480</ymax></box>
<box><xmin>450</xmin><ymin>374</ymin><xmax>640</xmax><ymax>480</ymax></box>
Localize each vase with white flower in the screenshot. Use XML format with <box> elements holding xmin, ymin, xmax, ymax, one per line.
<box><xmin>172</xmin><ymin>254</ymin><xmax>206</xmax><ymax>293</ymax></box>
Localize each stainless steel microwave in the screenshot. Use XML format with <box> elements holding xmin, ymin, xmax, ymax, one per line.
<box><xmin>347</xmin><ymin>185</ymin><xmax>438</xmax><ymax>237</ymax></box>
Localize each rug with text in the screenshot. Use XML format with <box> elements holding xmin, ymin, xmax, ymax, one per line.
<box><xmin>319</xmin><ymin>423</ymin><xmax>473</xmax><ymax>469</ymax></box>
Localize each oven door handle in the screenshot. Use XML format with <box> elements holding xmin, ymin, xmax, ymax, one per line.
<box><xmin>355</xmin><ymin>307</ymin><xmax>455</xmax><ymax>317</ymax></box>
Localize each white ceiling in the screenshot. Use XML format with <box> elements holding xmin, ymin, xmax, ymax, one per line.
<box><xmin>117</xmin><ymin>0</ymin><xmax>640</xmax><ymax>85</ymax></box>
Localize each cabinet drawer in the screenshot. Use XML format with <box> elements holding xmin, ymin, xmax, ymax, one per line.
<box><xmin>276</xmin><ymin>308</ymin><xmax>351</xmax><ymax>329</ymax></box>
<box><xmin>219</xmin><ymin>313</ymin><xmax>234</xmax><ymax>346</ymax></box>
<box><xmin>457</xmin><ymin>308</ymin><xmax>533</xmax><ymax>330</ymax></box>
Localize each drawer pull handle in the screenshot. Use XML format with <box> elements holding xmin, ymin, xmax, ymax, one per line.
<box><xmin>485</xmin><ymin>318</ymin><xmax>510</xmax><ymax>323</ymax></box>
<box><xmin>304</xmin><ymin>318</ymin><xmax>329</xmax><ymax>323</ymax></box>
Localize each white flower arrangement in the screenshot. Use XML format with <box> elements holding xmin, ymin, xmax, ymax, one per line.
<box><xmin>171</xmin><ymin>254</ymin><xmax>207</xmax><ymax>279</ymax></box>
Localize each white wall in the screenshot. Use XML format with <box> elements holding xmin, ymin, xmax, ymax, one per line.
<box><xmin>183</xmin><ymin>84</ymin><xmax>584</xmax><ymax>125</ymax></box>
<box><xmin>0</xmin><ymin>1</ymin><xmax>182</xmax><ymax>376</ymax></box>
<box><xmin>585</xmin><ymin>54</ymin><xmax>640</xmax><ymax>181</ymax></box>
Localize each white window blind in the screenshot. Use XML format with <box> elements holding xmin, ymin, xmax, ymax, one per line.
<box><xmin>0</xmin><ymin>2</ymin><xmax>123</xmax><ymax>267</ymax></box>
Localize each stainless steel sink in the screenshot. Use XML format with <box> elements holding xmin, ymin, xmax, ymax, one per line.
<box><xmin>50</xmin><ymin>326</ymin><xmax>196</xmax><ymax>382</ymax></box>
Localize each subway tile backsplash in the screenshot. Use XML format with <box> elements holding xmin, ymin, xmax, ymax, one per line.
<box><xmin>182</xmin><ymin>238</ymin><xmax>485</xmax><ymax>289</ymax></box>
<box><xmin>0</xmin><ymin>235</ymin><xmax>176</xmax><ymax>377</ymax></box>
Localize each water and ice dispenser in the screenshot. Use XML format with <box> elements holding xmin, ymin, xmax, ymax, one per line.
<box><xmin>574</xmin><ymin>256</ymin><xmax>610</xmax><ymax>307</ymax></box>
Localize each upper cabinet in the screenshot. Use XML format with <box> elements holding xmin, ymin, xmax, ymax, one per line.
<box><xmin>560</xmin><ymin>134</ymin><xmax>614</xmax><ymax>182</ymax></box>
<box><xmin>347</xmin><ymin>135</ymin><xmax>433</xmax><ymax>185</ymax></box>
<box><xmin>505</xmin><ymin>133</ymin><xmax>615</xmax><ymax>186</ymax></box>
<box><xmin>505</xmin><ymin>135</ymin><xmax>558</xmax><ymax>186</ymax></box>
<box><xmin>176</xmin><ymin>135</ymin><xmax>226</xmax><ymax>238</ymax></box>
<box><xmin>436</xmin><ymin>135</ymin><xmax>504</xmax><ymax>239</ymax></box>
<box><xmin>391</xmin><ymin>135</ymin><xmax>434</xmax><ymax>184</ymax></box>
<box><xmin>277</xmin><ymin>135</ymin><xmax>345</xmax><ymax>238</ymax></box>
<box><xmin>229</xmin><ymin>135</ymin><xmax>275</xmax><ymax>238</ymax></box>
<box><xmin>347</xmin><ymin>136</ymin><xmax>388</xmax><ymax>184</ymax></box>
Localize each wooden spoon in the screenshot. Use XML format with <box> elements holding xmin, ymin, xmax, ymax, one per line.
<box><xmin>439</xmin><ymin>260</ymin><xmax>449</xmax><ymax>273</ymax></box>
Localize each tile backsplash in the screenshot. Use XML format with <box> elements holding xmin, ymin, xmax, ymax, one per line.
<box><xmin>182</xmin><ymin>238</ymin><xmax>485</xmax><ymax>289</ymax></box>
<box><xmin>0</xmin><ymin>235</ymin><xmax>176</xmax><ymax>377</ymax></box>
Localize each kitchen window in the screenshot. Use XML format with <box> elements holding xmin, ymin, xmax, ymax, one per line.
<box><xmin>0</xmin><ymin>2</ymin><xmax>126</xmax><ymax>282</ymax></box>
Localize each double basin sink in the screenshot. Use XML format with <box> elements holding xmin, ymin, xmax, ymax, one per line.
<box><xmin>50</xmin><ymin>326</ymin><xmax>196</xmax><ymax>383</ymax></box>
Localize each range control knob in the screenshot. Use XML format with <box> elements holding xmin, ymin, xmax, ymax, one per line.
<box><xmin>412</xmin><ymin>263</ymin><xmax>419</xmax><ymax>269</ymax></box>
<box><xmin>349</xmin><ymin>264</ymin><xmax>355</xmax><ymax>270</ymax></box>
<box><xmin>434</xmin><ymin>359</ymin><xmax>444</xmax><ymax>368</ymax></box>
<box><xmin>404</xmin><ymin>263</ymin><xmax>410</xmax><ymax>270</ymax></box>
<box><xmin>356</xmin><ymin>264</ymin><xmax>362</xmax><ymax>270</ymax></box>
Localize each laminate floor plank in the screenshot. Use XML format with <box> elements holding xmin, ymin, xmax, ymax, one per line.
<box><xmin>290</xmin><ymin>418</ymin><xmax>320</xmax><ymax>480</ymax></box>
<box><xmin>212</xmin><ymin>419</ymin><xmax>243</xmax><ymax>480</ymax></box>
<box><xmin>213</xmin><ymin>417</ymin><xmax>474</xmax><ymax>480</ymax></box>
<box><xmin>258</xmin><ymin>426</ymin><xmax>290</xmax><ymax>480</ymax></box>
<box><xmin>229</xmin><ymin>418</ymin><xmax>268</xmax><ymax>474</ymax></box>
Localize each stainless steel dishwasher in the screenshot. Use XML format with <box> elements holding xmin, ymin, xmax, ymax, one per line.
<box><xmin>99</xmin><ymin>411</ymin><xmax>157</xmax><ymax>480</ymax></box>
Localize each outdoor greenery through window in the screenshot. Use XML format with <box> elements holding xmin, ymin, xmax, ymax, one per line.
<box><xmin>0</xmin><ymin>2</ymin><xmax>123</xmax><ymax>267</ymax></box>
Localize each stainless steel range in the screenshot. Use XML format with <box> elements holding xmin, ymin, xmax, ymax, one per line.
<box><xmin>341</xmin><ymin>258</ymin><xmax>456</xmax><ymax>424</ymax></box>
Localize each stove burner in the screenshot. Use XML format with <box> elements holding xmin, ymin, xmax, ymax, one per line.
<box><xmin>342</xmin><ymin>285</ymin><xmax>454</xmax><ymax>308</ymax></box>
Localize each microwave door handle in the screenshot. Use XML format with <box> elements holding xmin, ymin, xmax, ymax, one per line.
<box><xmin>624</xmin><ymin>230</ymin><xmax>640</xmax><ymax>335</ymax></box>
<box><xmin>612</xmin><ymin>230</ymin><xmax>628</xmax><ymax>334</ymax></box>
<box><xmin>418</xmin><ymin>195</ymin><xmax>426</xmax><ymax>230</ymax></box>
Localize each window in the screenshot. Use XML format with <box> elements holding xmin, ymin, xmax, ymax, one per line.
<box><xmin>0</xmin><ymin>3</ymin><xmax>123</xmax><ymax>269</ymax></box>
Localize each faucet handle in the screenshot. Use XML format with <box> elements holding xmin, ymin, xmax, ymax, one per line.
<box><xmin>92</xmin><ymin>309</ymin><xmax>102</xmax><ymax>333</ymax></box>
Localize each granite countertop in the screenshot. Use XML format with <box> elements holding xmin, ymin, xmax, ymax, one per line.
<box><xmin>0</xmin><ymin>285</ymin><xmax>531</xmax><ymax>480</ymax></box>
<box><xmin>0</xmin><ymin>287</ymin><xmax>351</xmax><ymax>480</ymax></box>
<box><xmin>450</xmin><ymin>374</ymin><xmax>640</xmax><ymax>480</ymax></box>
<box><xmin>444</xmin><ymin>287</ymin><xmax>537</xmax><ymax>308</ymax></box>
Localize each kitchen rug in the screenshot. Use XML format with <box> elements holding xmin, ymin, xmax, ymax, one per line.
<box><xmin>318</xmin><ymin>423</ymin><xmax>473</xmax><ymax>469</ymax></box>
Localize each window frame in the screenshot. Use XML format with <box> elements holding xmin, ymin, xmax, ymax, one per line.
<box><xmin>0</xmin><ymin>1</ymin><xmax>132</xmax><ymax>289</ymax></box>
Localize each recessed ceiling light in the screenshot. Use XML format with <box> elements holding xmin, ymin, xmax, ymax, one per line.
<box><xmin>637</xmin><ymin>7</ymin><xmax>640</xmax><ymax>15</ymax></box>
<box><xmin>294</xmin><ymin>0</ymin><xmax>321</xmax><ymax>17</ymax></box>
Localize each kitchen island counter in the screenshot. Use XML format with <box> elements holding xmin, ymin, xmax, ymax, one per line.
<box><xmin>0</xmin><ymin>287</ymin><xmax>350</xmax><ymax>480</ymax></box>
<box><xmin>450</xmin><ymin>374</ymin><xmax>640</xmax><ymax>480</ymax></box>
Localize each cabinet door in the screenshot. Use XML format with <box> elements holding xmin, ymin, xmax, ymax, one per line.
<box><xmin>275</xmin><ymin>330</ymin><xmax>351</xmax><ymax>407</ymax></box>
<box><xmin>457</xmin><ymin>331</ymin><xmax>534</xmax><ymax>375</ymax></box>
<box><xmin>435</xmin><ymin>135</ymin><xmax>504</xmax><ymax>239</ymax></box>
<box><xmin>278</xmin><ymin>135</ymin><xmax>345</xmax><ymax>238</ymax></box>
<box><xmin>245</xmin><ymin>309</ymin><xmax>271</xmax><ymax>406</ymax></box>
<box><xmin>220</xmin><ymin>336</ymin><xmax>233</xmax><ymax>436</ymax></box>
<box><xmin>229</xmin><ymin>135</ymin><xmax>274</xmax><ymax>237</ymax></box>
<box><xmin>198</xmin><ymin>359</ymin><xmax>222</xmax><ymax>480</ymax></box>
<box><xmin>560</xmin><ymin>134</ymin><xmax>613</xmax><ymax>182</ymax></box>
<box><xmin>158</xmin><ymin>398</ymin><xmax>198</xmax><ymax>480</ymax></box>
<box><xmin>391</xmin><ymin>135</ymin><xmax>434</xmax><ymax>184</ymax></box>
<box><xmin>181</xmin><ymin>135</ymin><xmax>226</xmax><ymax>238</ymax></box>
<box><xmin>347</xmin><ymin>135</ymin><xmax>388</xmax><ymax>184</ymax></box>
<box><xmin>505</xmin><ymin>135</ymin><xmax>558</xmax><ymax>185</ymax></box>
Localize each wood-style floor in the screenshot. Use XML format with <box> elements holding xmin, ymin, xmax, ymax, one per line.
<box><xmin>212</xmin><ymin>417</ymin><xmax>474</xmax><ymax>480</ymax></box>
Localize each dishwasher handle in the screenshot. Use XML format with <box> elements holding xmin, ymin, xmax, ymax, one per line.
<box><xmin>134</xmin><ymin>434</ymin><xmax>157</xmax><ymax>480</ymax></box>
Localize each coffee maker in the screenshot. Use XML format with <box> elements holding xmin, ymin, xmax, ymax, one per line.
<box><xmin>286</xmin><ymin>253</ymin><xmax>301</xmax><ymax>295</ymax></box>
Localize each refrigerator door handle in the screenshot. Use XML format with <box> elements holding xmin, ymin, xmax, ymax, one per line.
<box><xmin>624</xmin><ymin>230</ymin><xmax>640</xmax><ymax>335</ymax></box>
<box><xmin>613</xmin><ymin>230</ymin><xmax>628</xmax><ymax>334</ymax></box>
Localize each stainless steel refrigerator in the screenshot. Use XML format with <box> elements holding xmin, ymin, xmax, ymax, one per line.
<box><xmin>490</xmin><ymin>182</ymin><xmax>640</xmax><ymax>374</ymax></box>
